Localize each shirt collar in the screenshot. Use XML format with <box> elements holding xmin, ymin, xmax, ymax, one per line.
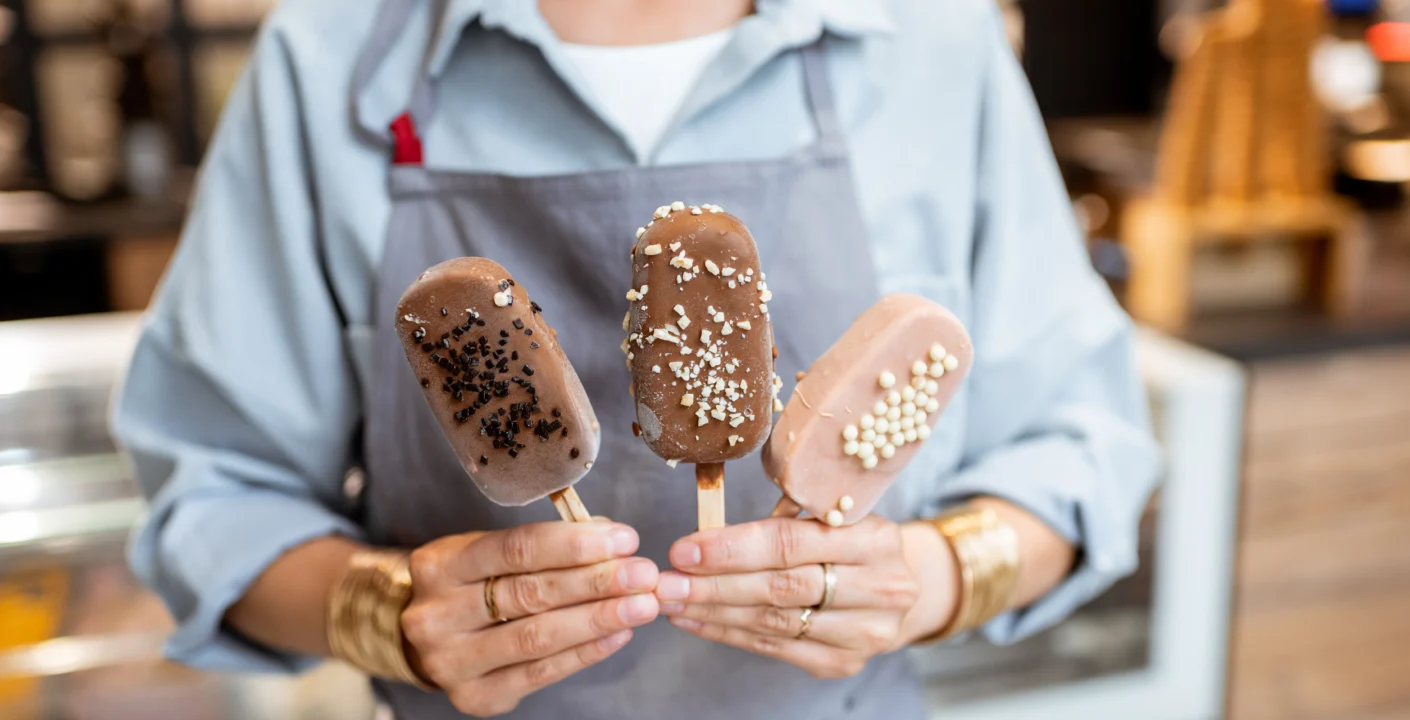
<box><xmin>423</xmin><ymin>0</ymin><xmax>897</xmax><ymax>79</ymax></box>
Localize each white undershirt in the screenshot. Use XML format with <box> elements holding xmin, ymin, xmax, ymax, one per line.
<box><xmin>560</xmin><ymin>27</ymin><xmax>736</xmax><ymax>160</ymax></box>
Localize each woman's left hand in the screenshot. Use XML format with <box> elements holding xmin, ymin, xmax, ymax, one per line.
<box><xmin>654</xmin><ymin>516</ymin><xmax>926</xmax><ymax>679</ymax></box>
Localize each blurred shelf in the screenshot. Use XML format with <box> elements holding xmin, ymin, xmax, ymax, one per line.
<box><xmin>0</xmin><ymin>191</ymin><xmax>188</xmax><ymax>245</ymax></box>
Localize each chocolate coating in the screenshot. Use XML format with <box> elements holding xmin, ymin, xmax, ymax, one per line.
<box><xmin>762</xmin><ymin>294</ymin><xmax>972</xmax><ymax>524</ymax></box>
<box><xmin>625</xmin><ymin>205</ymin><xmax>777</xmax><ymax>464</ymax></box>
<box><xmin>396</xmin><ymin>258</ymin><xmax>599</xmax><ymax>506</ymax></box>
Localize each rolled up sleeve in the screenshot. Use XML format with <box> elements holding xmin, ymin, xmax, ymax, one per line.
<box><xmin>112</xmin><ymin>21</ymin><xmax>365</xmax><ymax>673</ymax></box>
<box><xmin>933</xmin><ymin>8</ymin><xmax>1162</xmax><ymax>644</ymax></box>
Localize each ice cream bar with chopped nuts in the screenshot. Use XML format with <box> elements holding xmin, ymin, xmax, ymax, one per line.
<box><xmin>396</xmin><ymin>258</ymin><xmax>599</xmax><ymax>521</ymax></box>
<box><xmin>624</xmin><ymin>202</ymin><xmax>778</xmax><ymax>529</ymax></box>
<box><xmin>763</xmin><ymin>294</ymin><xmax>971</xmax><ymax>527</ymax></box>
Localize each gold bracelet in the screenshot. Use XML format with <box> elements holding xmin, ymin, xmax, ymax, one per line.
<box><xmin>326</xmin><ymin>549</ymin><xmax>434</xmax><ymax>690</ymax></box>
<box><xmin>917</xmin><ymin>504</ymin><xmax>1021</xmax><ymax>643</ymax></box>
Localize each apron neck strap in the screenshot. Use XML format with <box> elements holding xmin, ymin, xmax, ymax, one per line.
<box><xmin>350</xmin><ymin>0</ymin><xmax>449</xmax><ymax>149</ymax></box>
<box><xmin>798</xmin><ymin>37</ymin><xmax>844</xmax><ymax>153</ymax></box>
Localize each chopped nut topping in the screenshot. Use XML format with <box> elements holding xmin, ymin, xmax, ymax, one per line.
<box><xmin>644</xmin><ymin>244</ymin><xmax>662</xmax><ymax>256</ymax></box>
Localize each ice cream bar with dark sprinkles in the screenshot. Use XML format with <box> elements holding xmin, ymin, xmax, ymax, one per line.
<box><xmin>396</xmin><ymin>258</ymin><xmax>598</xmax><ymax>521</ymax></box>
<box><xmin>624</xmin><ymin>202</ymin><xmax>779</xmax><ymax>530</ymax></box>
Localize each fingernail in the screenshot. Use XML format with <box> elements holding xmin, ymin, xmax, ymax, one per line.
<box><xmin>659</xmin><ymin>602</ymin><xmax>684</xmax><ymax>615</ymax></box>
<box><xmin>618</xmin><ymin>594</ymin><xmax>658</xmax><ymax>624</ymax></box>
<box><xmin>670</xmin><ymin>542</ymin><xmax>701</xmax><ymax>568</ymax></box>
<box><xmin>656</xmin><ymin>573</ymin><xmax>690</xmax><ymax>600</ymax></box>
<box><xmin>618</xmin><ymin>560</ymin><xmax>658</xmax><ymax>591</ymax></box>
<box><xmin>598</xmin><ymin>629</ymin><xmax>632</xmax><ymax>652</ymax></box>
<box><xmin>609</xmin><ymin>527</ymin><xmax>638</xmax><ymax>556</ymax></box>
<box><xmin>670</xmin><ymin>617</ymin><xmax>701</xmax><ymax>631</ymax></box>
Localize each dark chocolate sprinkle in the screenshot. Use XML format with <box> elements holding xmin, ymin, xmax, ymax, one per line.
<box><xmin>477</xmin><ymin>319</ymin><xmax>487</xmax><ymax>326</ymax></box>
<box><xmin>500</xmin><ymin>330</ymin><xmax>510</xmax><ymax>338</ymax></box>
<box><xmin>530</xmin><ymin>342</ymin><xmax>540</xmax><ymax>349</ymax></box>
<box><xmin>562</xmin><ymin>428</ymin><xmax>568</xmax><ymax>437</ymax></box>
<box><xmin>420</xmin><ymin>378</ymin><xmax>430</xmax><ymax>388</ymax></box>
<box><xmin>570</xmin><ymin>448</ymin><xmax>580</xmax><ymax>459</ymax></box>
<box><xmin>552</xmin><ymin>409</ymin><xmax>561</xmax><ymax>417</ymax></box>
<box><xmin>499</xmin><ymin>279</ymin><xmax>511</xmax><ymax>291</ymax></box>
<box><xmin>511</xmin><ymin>351</ymin><xmax>519</xmax><ymax>360</ymax></box>
<box><xmin>524</xmin><ymin>329</ymin><xmax>533</xmax><ymax>336</ymax></box>
<box><xmin>508</xmin><ymin>448</ymin><xmax>519</xmax><ymax>458</ymax></box>
<box><xmin>632</xmin><ymin>422</ymin><xmax>642</xmax><ymax>437</ymax></box>
<box><xmin>512</xmin><ymin>319</ymin><xmax>524</xmax><ymax>330</ymax></box>
<box><xmin>480</xmin><ymin>456</ymin><xmax>489</xmax><ymax>465</ymax></box>
<box><xmin>440</xmin><ymin>307</ymin><xmax>448</xmax><ymax>316</ymax></box>
<box><xmin>522</xmin><ymin>365</ymin><xmax>535</xmax><ymax>376</ymax></box>
<box><xmin>530</xmin><ymin>301</ymin><xmax>543</xmax><ymax>314</ymax></box>
<box><xmin>421</xmin><ymin>343</ymin><xmax>434</xmax><ymax>352</ymax></box>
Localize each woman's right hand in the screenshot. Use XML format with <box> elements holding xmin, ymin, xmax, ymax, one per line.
<box><xmin>402</xmin><ymin>521</ymin><xmax>660</xmax><ymax>717</ymax></box>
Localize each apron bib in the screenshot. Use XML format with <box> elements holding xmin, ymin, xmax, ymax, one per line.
<box><xmin>353</xmin><ymin>2</ymin><xmax>926</xmax><ymax>717</ymax></box>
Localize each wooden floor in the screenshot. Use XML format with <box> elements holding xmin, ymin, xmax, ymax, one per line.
<box><xmin>1227</xmin><ymin>346</ymin><xmax>1410</xmax><ymax>720</ymax></box>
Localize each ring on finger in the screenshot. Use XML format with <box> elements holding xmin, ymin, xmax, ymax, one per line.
<box><xmin>484</xmin><ymin>576</ymin><xmax>508</xmax><ymax>623</ymax></box>
<box><xmin>813</xmin><ymin>563</ymin><xmax>838</xmax><ymax>612</ymax></box>
<box><xmin>795</xmin><ymin>607</ymin><xmax>813</xmax><ymax>639</ymax></box>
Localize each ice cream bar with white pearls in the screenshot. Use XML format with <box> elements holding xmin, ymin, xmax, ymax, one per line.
<box><xmin>624</xmin><ymin>202</ymin><xmax>778</xmax><ymax>529</ymax></box>
<box><xmin>762</xmin><ymin>294</ymin><xmax>972</xmax><ymax>527</ymax></box>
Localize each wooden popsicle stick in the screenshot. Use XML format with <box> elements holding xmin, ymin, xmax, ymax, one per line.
<box><xmin>769</xmin><ymin>495</ymin><xmax>804</xmax><ymax>519</ymax></box>
<box><xmin>549</xmin><ymin>487</ymin><xmax>592</xmax><ymax>523</ymax></box>
<box><xmin>696</xmin><ymin>463</ymin><xmax>726</xmax><ymax>530</ymax></box>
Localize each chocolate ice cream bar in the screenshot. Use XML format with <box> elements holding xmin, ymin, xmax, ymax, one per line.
<box><xmin>396</xmin><ymin>258</ymin><xmax>598</xmax><ymax>520</ymax></box>
<box><xmin>763</xmin><ymin>294</ymin><xmax>971</xmax><ymax>527</ymax></box>
<box><xmin>624</xmin><ymin>202</ymin><xmax>778</xmax><ymax>528</ymax></box>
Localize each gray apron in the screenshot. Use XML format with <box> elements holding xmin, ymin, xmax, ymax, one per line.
<box><xmin>353</xmin><ymin>1</ymin><xmax>927</xmax><ymax>717</ymax></box>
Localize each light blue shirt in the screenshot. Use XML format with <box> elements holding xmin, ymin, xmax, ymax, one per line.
<box><xmin>114</xmin><ymin>0</ymin><xmax>1161</xmax><ymax>673</ymax></box>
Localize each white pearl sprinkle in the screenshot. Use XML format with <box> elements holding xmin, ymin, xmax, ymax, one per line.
<box><xmin>857</xmin><ymin>442</ymin><xmax>875</xmax><ymax>459</ymax></box>
<box><xmin>943</xmin><ymin>354</ymin><xmax>959</xmax><ymax>371</ymax></box>
<box><xmin>901</xmin><ymin>402</ymin><xmax>916</xmax><ymax>417</ymax></box>
<box><xmin>928</xmin><ymin>363</ymin><xmax>946</xmax><ymax>378</ymax></box>
<box><xmin>493</xmin><ymin>291</ymin><xmax>512</xmax><ymax>307</ymax></box>
<box><xmin>873</xmin><ymin>401</ymin><xmax>888</xmax><ymax>416</ymax></box>
<box><xmin>886</xmin><ymin>391</ymin><xmax>901</xmax><ymax>407</ymax></box>
<box><xmin>901</xmin><ymin>386</ymin><xmax>916</xmax><ymax>402</ymax></box>
<box><xmin>861</xmin><ymin>455</ymin><xmax>878</xmax><ymax>470</ymax></box>
<box><xmin>843</xmin><ymin>425</ymin><xmax>859</xmax><ymax>440</ymax></box>
<box><xmin>911</xmin><ymin>375</ymin><xmax>927</xmax><ymax>390</ymax></box>
<box><xmin>885</xmin><ymin>407</ymin><xmax>900</xmax><ymax>421</ymax></box>
<box><xmin>843</xmin><ymin>440</ymin><xmax>860</xmax><ymax>456</ymax></box>
<box><xmin>924</xmin><ymin>380</ymin><xmax>939</xmax><ymax>396</ymax></box>
<box><xmin>890</xmin><ymin>432</ymin><xmax>905</xmax><ymax>446</ymax></box>
<box><xmin>915</xmin><ymin>392</ymin><xmax>930</xmax><ymax>406</ymax></box>
<box><xmin>861</xmin><ymin>429</ymin><xmax>876</xmax><ymax>443</ymax></box>
<box><xmin>875</xmin><ymin>418</ymin><xmax>890</xmax><ymax>434</ymax></box>
<box><xmin>860</xmin><ymin>415</ymin><xmax>875</xmax><ymax>430</ymax></box>
<box><xmin>911</xmin><ymin>360</ymin><xmax>928</xmax><ymax>376</ymax></box>
<box><xmin>915</xmin><ymin>410</ymin><xmax>928</xmax><ymax>425</ymax></box>
<box><xmin>839</xmin><ymin>495</ymin><xmax>855</xmax><ymax>511</ymax></box>
<box><xmin>900</xmin><ymin>416</ymin><xmax>915</xmax><ymax>430</ymax></box>
<box><xmin>881</xmin><ymin>444</ymin><xmax>896</xmax><ymax>459</ymax></box>
<box><xmin>917</xmin><ymin>424</ymin><xmax>932</xmax><ymax>440</ymax></box>
<box><xmin>930</xmin><ymin>344</ymin><xmax>947</xmax><ymax>362</ymax></box>
<box><xmin>872</xmin><ymin>434</ymin><xmax>887</xmax><ymax>449</ymax></box>
<box><xmin>878</xmin><ymin>371</ymin><xmax>896</xmax><ymax>389</ymax></box>
<box><xmin>903</xmin><ymin>428</ymin><xmax>918</xmax><ymax>442</ymax></box>
<box><xmin>925</xmin><ymin>399</ymin><xmax>940</xmax><ymax>413</ymax></box>
<box><xmin>825</xmin><ymin>510</ymin><xmax>844</xmax><ymax>527</ymax></box>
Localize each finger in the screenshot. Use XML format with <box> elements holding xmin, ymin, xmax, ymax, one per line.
<box><xmin>656</xmin><ymin>563</ymin><xmax>912</xmax><ymax>610</ymax></box>
<box><xmin>486</xmin><ymin>557</ymin><xmax>659</xmax><ymax>624</ymax></box>
<box><xmin>475</xmin><ymin>592</ymin><xmax>659</xmax><ymax>670</ymax></box>
<box><xmin>451</xmin><ymin>522</ymin><xmax>639</xmax><ymax>583</ymax></box>
<box><xmin>476</xmin><ymin>629</ymin><xmax>634</xmax><ymax>710</ymax></box>
<box><xmin>669</xmin><ymin>517</ymin><xmax>888</xmax><ymax>574</ymax></box>
<box><xmin>668</xmin><ymin>619</ymin><xmax>861</xmax><ymax>679</ymax></box>
<box><xmin>660</xmin><ymin>604</ymin><xmax>895</xmax><ymax>651</ymax></box>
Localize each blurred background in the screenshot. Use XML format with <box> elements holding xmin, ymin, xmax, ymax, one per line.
<box><xmin>0</xmin><ymin>0</ymin><xmax>1407</xmax><ymax>718</ymax></box>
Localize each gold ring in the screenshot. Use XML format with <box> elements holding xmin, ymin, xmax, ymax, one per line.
<box><xmin>484</xmin><ymin>576</ymin><xmax>508</xmax><ymax>623</ymax></box>
<box><xmin>814</xmin><ymin>563</ymin><xmax>838</xmax><ymax>612</ymax></box>
<box><xmin>795</xmin><ymin>607</ymin><xmax>813</xmax><ymax>639</ymax></box>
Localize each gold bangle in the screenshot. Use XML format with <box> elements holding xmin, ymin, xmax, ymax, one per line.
<box><xmin>326</xmin><ymin>549</ymin><xmax>434</xmax><ymax>690</ymax></box>
<box><xmin>917</xmin><ymin>504</ymin><xmax>1021</xmax><ymax>643</ymax></box>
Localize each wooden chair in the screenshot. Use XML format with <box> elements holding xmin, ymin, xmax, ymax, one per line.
<box><xmin>1122</xmin><ymin>0</ymin><xmax>1367</xmax><ymax>332</ymax></box>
